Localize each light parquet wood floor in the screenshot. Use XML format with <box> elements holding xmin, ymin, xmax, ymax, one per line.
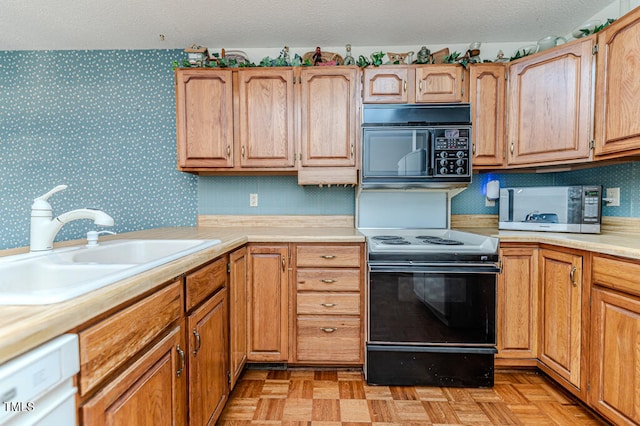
<box><xmin>217</xmin><ymin>369</ymin><xmax>610</xmax><ymax>426</ymax></box>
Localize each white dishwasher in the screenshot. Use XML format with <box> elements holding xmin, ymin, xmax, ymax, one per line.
<box><xmin>0</xmin><ymin>334</ymin><xmax>79</xmax><ymax>425</ymax></box>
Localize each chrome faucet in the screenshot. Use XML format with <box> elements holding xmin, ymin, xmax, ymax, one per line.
<box><xmin>30</xmin><ymin>185</ymin><xmax>114</xmax><ymax>252</ymax></box>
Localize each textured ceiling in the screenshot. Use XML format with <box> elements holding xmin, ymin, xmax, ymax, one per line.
<box><xmin>1</xmin><ymin>0</ymin><xmax>616</xmax><ymax>51</ymax></box>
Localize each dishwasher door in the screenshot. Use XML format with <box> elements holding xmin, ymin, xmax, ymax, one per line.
<box><xmin>0</xmin><ymin>334</ymin><xmax>79</xmax><ymax>425</ymax></box>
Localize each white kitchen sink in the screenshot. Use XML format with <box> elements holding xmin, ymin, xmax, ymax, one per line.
<box><xmin>0</xmin><ymin>239</ymin><xmax>221</xmax><ymax>305</ymax></box>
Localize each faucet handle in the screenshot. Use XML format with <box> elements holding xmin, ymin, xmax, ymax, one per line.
<box><xmin>35</xmin><ymin>185</ymin><xmax>67</xmax><ymax>202</ymax></box>
<box><xmin>32</xmin><ymin>185</ymin><xmax>68</xmax><ymax>211</ymax></box>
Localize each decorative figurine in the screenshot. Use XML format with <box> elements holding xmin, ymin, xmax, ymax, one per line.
<box><xmin>184</xmin><ymin>44</ymin><xmax>209</xmax><ymax>67</ymax></box>
<box><xmin>278</xmin><ymin>46</ymin><xmax>290</xmax><ymax>64</ymax></box>
<box><xmin>312</xmin><ymin>46</ymin><xmax>323</xmax><ymax>65</ymax></box>
<box><xmin>343</xmin><ymin>44</ymin><xmax>355</xmax><ymax>65</ymax></box>
<box><xmin>416</xmin><ymin>46</ymin><xmax>431</xmax><ymax>64</ymax></box>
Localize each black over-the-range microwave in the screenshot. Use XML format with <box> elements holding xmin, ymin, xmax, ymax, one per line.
<box><xmin>360</xmin><ymin>104</ymin><xmax>472</xmax><ymax>189</ymax></box>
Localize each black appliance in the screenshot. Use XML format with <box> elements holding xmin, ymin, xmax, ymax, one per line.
<box><xmin>361</xmin><ymin>104</ymin><xmax>472</xmax><ymax>189</ymax></box>
<box><xmin>363</xmin><ymin>228</ymin><xmax>500</xmax><ymax>388</ymax></box>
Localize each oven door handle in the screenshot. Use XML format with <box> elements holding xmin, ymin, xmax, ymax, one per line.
<box><xmin>369</xmin><ymin>263</ymin><xmax>501</xmax><ymax>274</ymax></box>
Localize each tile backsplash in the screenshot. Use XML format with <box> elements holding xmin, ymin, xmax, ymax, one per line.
<box><xmin>1</xmin><ymin>49</ymin><xmax>639</xmax><ymax>251</ymax></box>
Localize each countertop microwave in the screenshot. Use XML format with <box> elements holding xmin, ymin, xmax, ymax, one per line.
<box><xmin>499</xmin><ymin>185</ymin><xmax>602</xmax><ymax>234</ymax></box>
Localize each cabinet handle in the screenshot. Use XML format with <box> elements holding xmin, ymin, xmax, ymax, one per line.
<box><xmin>193</xmin><ymin>328</ymin><xmax>201</xmax><ymax>356</ymax></box>
<box><xmin>321</xmin><ymin>303</ymin><xmax>336</xmax><ymax>308</ymax></box>
<box><xmin>403</xmin><ymin>80</ymin><xmax>407</xmax><ymax>92</ymax></box>
<box><xmin>241</xmin><ymin>146</ymin><xmax>245</xmax><ymax>158</ymax></box>
<box><xmin>176</xmin><ymin>345</ymin><xmax>185</xmax><ymax>377</ymax></box>
<box><xmin>320</xmin><ymin>327</ymin><xmax>337</xmax><ymax>333</ymax></box>
<box><xmin>282</xmin><ymin>257</ymin><xmax>286</xmax><ymax>272</ymax></box>
<box><xmin>510</xmin><ymin>142</ymin><xmax>514</xmax><ymax>155</ymax></box>
<box><xmin>321</xmin><ymin>279</ymin><xmax>337</xmax><ymax>283</ymax></box>
<box><xmin>320</xmin><ymin>255</ymin><xmax>336</xmax><ymax>259</ymax></box>
<box><xmin>419</xmin><ymin>81</ymin><xmax>423</xmax><ymax>91</ymax></box>
<box><xmin>472</xmin><ymin>143</ymin><xmax>476</xmax><ymax>155</ymax></box>
<box><xmin>350</xmin><ymin>143</ymin><xmax>354</xmax><ymax>158</ymax></box>
<box><xmin>570</xmin><ymin>266</ymin><xmax>577</xmax><ymax>287</ymax></box>
<box><xmin>226</xmin><ymin>145</ymin><xmax>231</xmax><ymax>158</ymax></box>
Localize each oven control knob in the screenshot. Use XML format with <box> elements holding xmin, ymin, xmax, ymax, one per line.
<box><xmin>456</xmin><ymin>159</ymin><xmax>465</xmax><ymax>166</ymax></box>
<box><xmin>440</xmin><ymin>167</ymin><xmax>448</xmax><ymax>174</ymax></box>
<box><xmin>439</xmin><ymin>151</ymin><xmax>447</xmax><ymax>159</ymax></box>
<box><xmin>456</xmin><ymin>151</ymin><xmax>465</xmax><ymax>158</ymax></box>
<box><xmin>440</xmin><ymin>159</ymin><xmax>448</xmax><ymax>166</ymax></box>
<box><xmin>456</xmin><ymin>167</ymin><xmax>465</xmax><ymax>174</ymax></box>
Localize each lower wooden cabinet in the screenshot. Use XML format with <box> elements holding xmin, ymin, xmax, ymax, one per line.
<box><xmin>538</xmin><ymin>247</ymin><xmax>586</xmax><ymax>395</ymax></box>
<box><xmin>496</xmin><ymin>245</ymin><xmax>539</xmax><ymax>365</ymax></box>
<box><xmin>589</xmin><ymin>255</ymin><xmax>640</xmax><ymax>425</ymax></box>
<box><xmin>247</xmin><ymin>244</ymin><xmax>289</xmax><ymax>361</ymax></box>
<box><xmin>292</xmin><ymin>243</ymin><xmax>364</xmax><ymax>365</ymax></box>
<box><xmin>229</xmin><ymin>247</ymin><xmax>248</xmax><ymax>389</ymax></box>
<box><xmin>187</xmin><ymin>288</ymin><xmax>228</xmax><ymax>426</ymax></box>
<box><xmin>82</xmin><ymin>325</ymin><xmax>187</xmax><ymax>426</ymax></box>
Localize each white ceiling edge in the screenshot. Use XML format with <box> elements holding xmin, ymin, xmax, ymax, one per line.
<box><xmin>0</xmin><ymin>0</ymin><xmax>631</xmax><ymax>52</ymax></box>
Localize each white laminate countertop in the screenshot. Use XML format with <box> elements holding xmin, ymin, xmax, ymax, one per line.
<box><xmin>1</xmin><ymin>224</ymin><xmax>639</xmax><ymax>366</ymax></box>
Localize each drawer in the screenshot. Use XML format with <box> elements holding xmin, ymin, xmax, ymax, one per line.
<box><xmin>297</xmin><ymin>293</ymin><xmax>360</xmax><ymax>315</ymax></box>
<box><xmin>296</xmin><ymin>269</ymin><xmax>360</xmax><ymax>292</ymax></box>
<box><xmin>185</xmin><ymin>255</ymin><xmax>227</xmax><ymax>311</ymax></box>
<box><xmin>296</xmin><ymin>245</ymin><xmax>361</xmax><ymax>268</ymax></box>
<box><xmin>78</xmin><ymin>280</ymin><xmax>183</xmax><ymax>396</ymax></box>
<box><xmin>296</xmin><ymin>316</ymin><xmax>361</xmax><ymax>363</ymax></box>
<box><xmin>593</xmin><ymin>255</ymin><xmax>640</xmax><ymax>297</ymax></box>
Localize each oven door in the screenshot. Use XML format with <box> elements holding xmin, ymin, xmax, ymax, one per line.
<box><xmin>368</xmin><ymin>263</ymin><xmax>498</xmax><ymax>346</ymax></box>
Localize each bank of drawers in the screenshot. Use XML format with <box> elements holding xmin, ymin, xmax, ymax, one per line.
<box><xmin>294</xmin><ymin>244</ymin><xmax>363</xmax><ymax>364</ymax></box>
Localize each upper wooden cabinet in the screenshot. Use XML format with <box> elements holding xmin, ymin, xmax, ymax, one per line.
<box><xmin>362</xmin><ymin>64</ymin><xmax>468</xmax><ymax>104</ymax></box>
<box><xmin>298</xmin><ymin>67</ymin><xmax>360</xmax><ymax>185</ymax></box>
<box><xmin>175</xmin><ymin>69</ymin><xmax>234</xmax><ymax>169</ymax></box>
<box><xmin>237</xmin><ymin>68</ymin><xmax>296</xmax><ymax>168</ymax></box>
<box><xmin>594</xmin><ymin>7</ymin><xmax>640</xmax><ymax>157</ymax></box>
<box><xmin>469</xmin><ymin>63</ymin><xmax>506</xmax><ymax>168</ymax></box>
<box><xmin>175</xmin><ymin>66</ymin><xmax>360</xmax><ymax>183</ymax></box>
<box><xmin>506</xmin><ymin>37</ymin><xmax>595</xmax><ymax>168</ymax></box>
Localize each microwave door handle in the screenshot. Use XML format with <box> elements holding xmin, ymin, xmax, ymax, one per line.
<box><xmin>508</xmin><ymin>189</ymin><xmax>514</xmax><ymax>222</ymax></box>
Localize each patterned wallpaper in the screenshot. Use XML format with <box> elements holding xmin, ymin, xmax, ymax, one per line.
<box><xmin>1</xmin><ymin>49</ymin><xmax>638</xmax><ymax>251</ymax></box>
<box><xmin>0</xmin><ymin>50</ymin><xmax>197</xmax><ymax>251</ymax></box>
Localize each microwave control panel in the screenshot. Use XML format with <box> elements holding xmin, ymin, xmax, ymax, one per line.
<box><xmin>432</xmin><ymin>128</ymin><xmax>471</xmax><ymax>176</ymax></box>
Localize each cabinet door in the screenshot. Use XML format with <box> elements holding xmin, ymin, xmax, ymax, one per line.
<box><xmin>595</xmin><ymin>9</ymin><xmax>640</xmax><ymax>157</ymax></box>
<box><xmin>82</xmin><ymin>325</ymin><xmax>187</xmax><ymax>426</ymax></box>
<box><xmin>188</xmin><ymin>288</ymin><xmax>228</xmax><ymax>426</ymax></box>
<box><xmin>539</xmin><ymin>248</ymin><xmax>583</xmax><ymax>390</ymax></box>
<box><xmin>415</xmin><ymin>65</ymin><xmax>467</xmax><ymax>103</ymax></box>
<box><xmin>470</xmin><ymin>63</ymin><xmax>506</xmax><ymax>168</ymax></box>
<box><xmin>299</xmin><ymin>67</ymin><xmax>359</xmax><ymax>167</ymax></box>
<box><xmin>229</xmin><ymin>247</ymin><xmax>247</xmax><ymax>390</ymax></box>
<box><xmin>590</xmin><ymin>287</ymin><xmax>640</xmax><ymax>426</ymax></box>
<box><xmin>506</xmin><ymin>38</ymin><xmax>594</xmax><ymax>167</ymax></box>
<box><xmin>237</xmin><ymin>69</ymin><xmax>295</xmax><ymax>168</ymax></box>
<box><xmin>175</xmin><ymin>69</ymin><xmax>234</xmax><ymax>168</ymax></box>
<box><xmin>247</xmin><ymin>244</ymin><xmax>289</xmax><ymax>361</ymax></box>
<box><xmin>362</xmin><ymin>66</ymin><xmax>409</xmax><ymax>103</ymax></box>
<box><xmin>496</xmin><ymin>246</ymin><xmax>539</xmax><ymax>362</ymax></box>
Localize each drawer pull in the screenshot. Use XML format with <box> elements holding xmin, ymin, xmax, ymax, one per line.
<box><xmin>320</xmin><ymin>255</ymin><xmax>336</xmax><ymax>259</ymax></box>
<box><xmin>176</xmin><ymin>345</ymin><xmax>185</xmax><ymax>377</ymax></box>
<box><xmin>320</xmin><ymin>327</ymin><xmax>337</xmax><ymax>333</ymax></box>
<box><xmin>570</xmin><ymin>266</ymin><xmax>577</xmax><ymax>287</ymax></box>
<box><xmin>321</xmin><ymin>303</ymin><xmax>336</xmax><ymax>308</ymax></box>
<box><xmin>321</xmin><ymin>279</ymin><xmax>336</xmax><ymax>283</ymax></box>
<box><xmin>193</xmin><ymin>328</ymin><xmax>201</xmax><ymax>356</ymax></box>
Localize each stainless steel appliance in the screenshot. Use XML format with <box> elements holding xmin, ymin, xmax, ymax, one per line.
<box><xmin>361</xmin><ymin>104</ymin><xmax>472</xmax><ymax>189</ymax></box>
<box><xmin>499</xmin><ymin>185</ymin><xmax>602</xmax><ymax>233</ymax></box>
<box><xmin>358</xmin><ymin>190</ymin><xmax>500</xmax><ymax>388</ymax></box>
